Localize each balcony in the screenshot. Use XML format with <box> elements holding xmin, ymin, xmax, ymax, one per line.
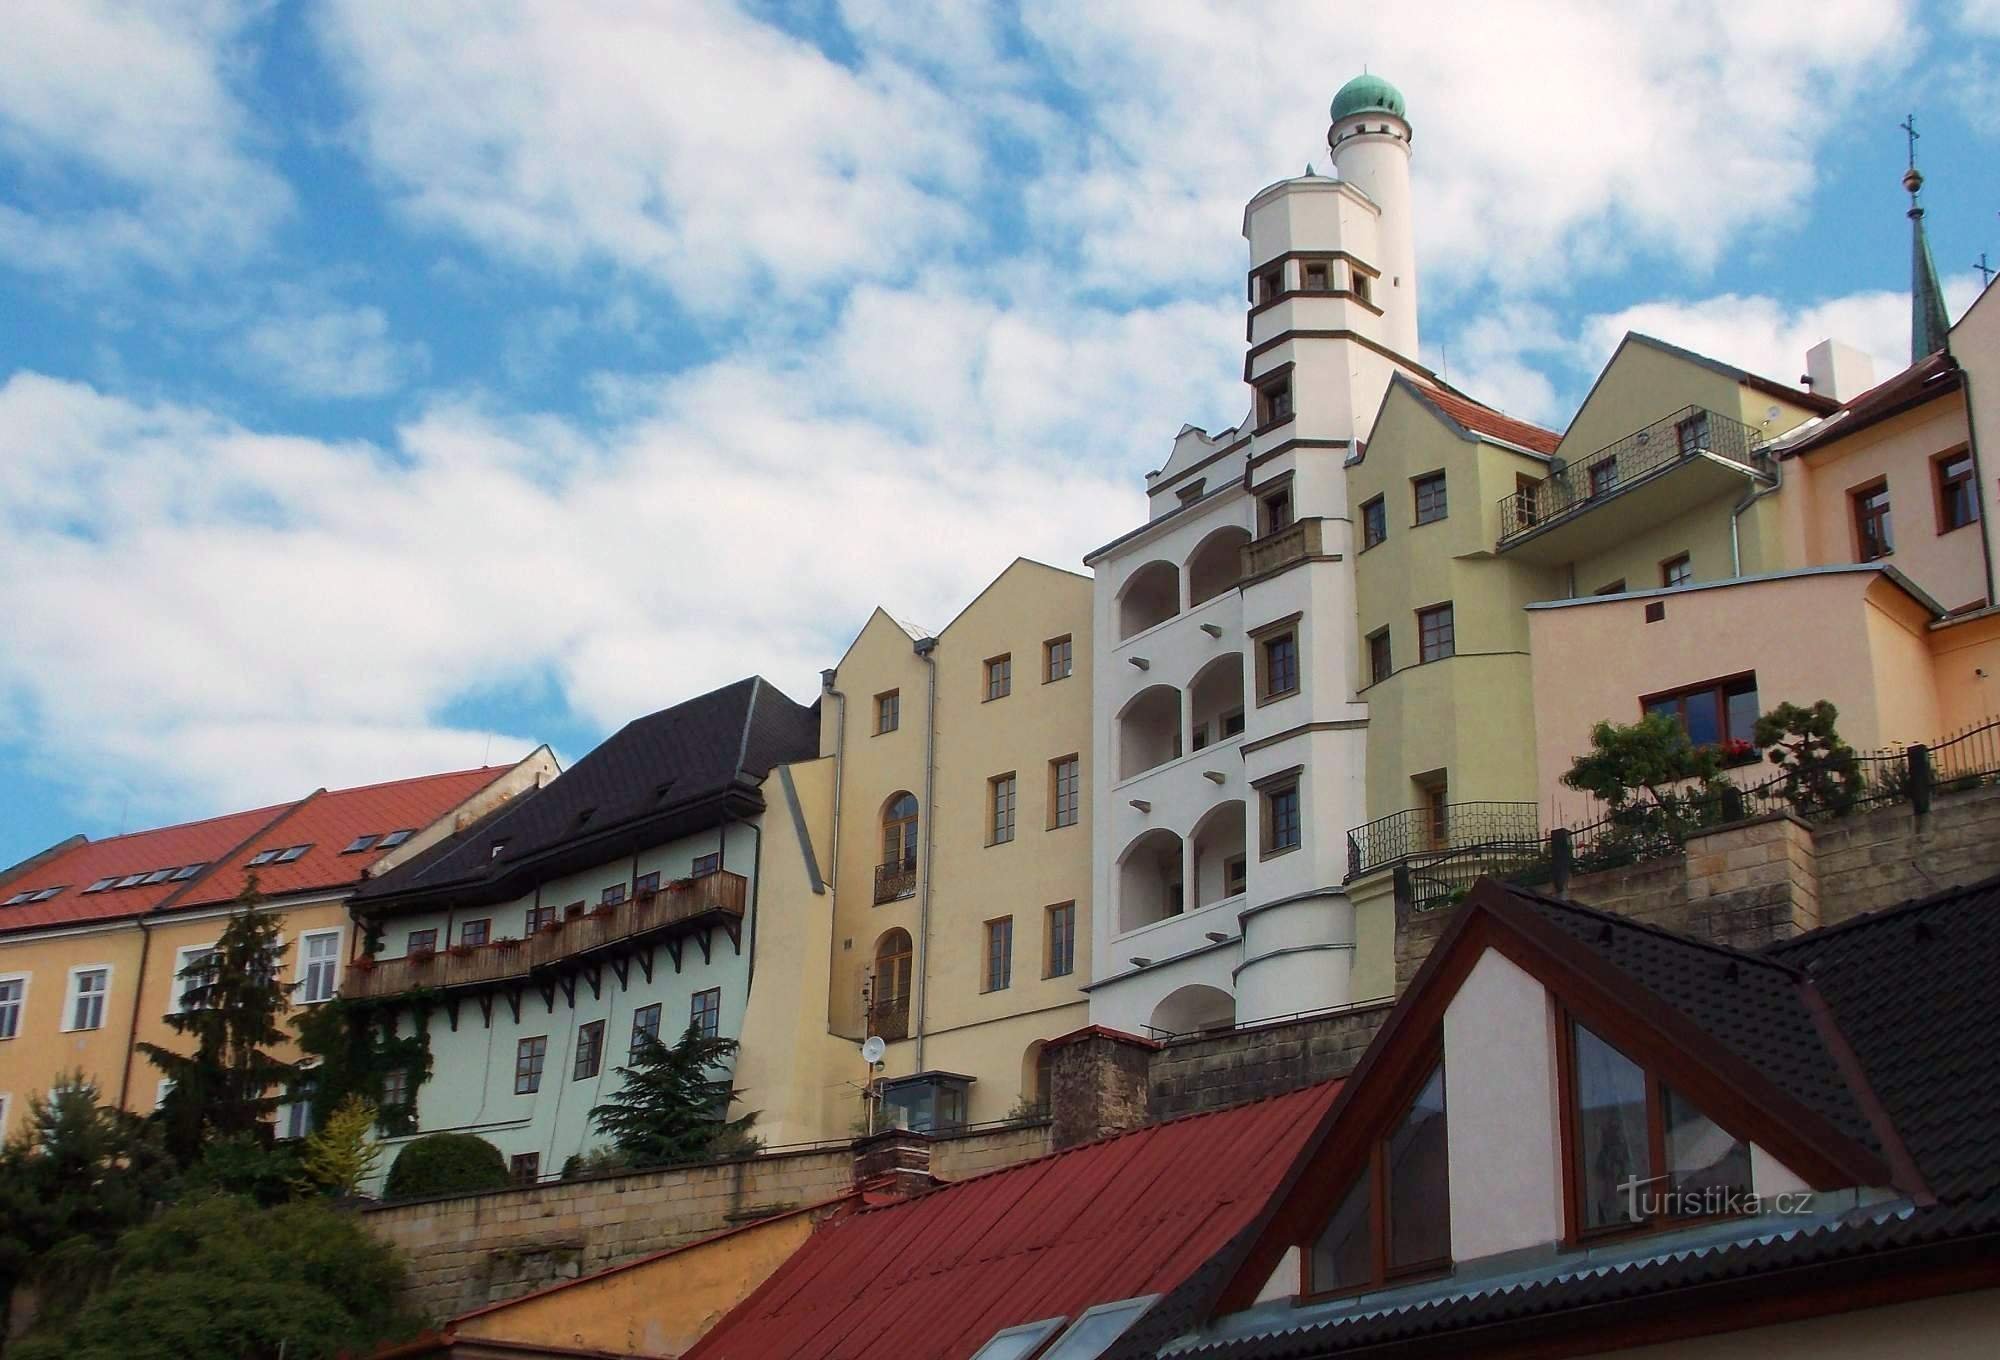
<box><xmin>1345</xmin><ymin>802</ymin><xmax>1540</xmax><ymax>881</ymax></box>
<box><xmin>870</xmin><ymin>995</ymin><xmax>910</xmax><ymax>1041</ymax></box>
<box><xmin>343</xmin><ymin>871</ymin><xmax>747</xmax><ymax>1000</ymax></box>
<box><xmin>1239</xmin><ymin>517</ymin><xmax>1325</xmax><ymax>583</ymax></box>
<box><xmin>874</xmin><ymin>859</ymin><xmax>916</xmax><ymax>905</ymax></box>
<box><xmin>1495</xmin><ymin>407</ymin><xmax>1767</xmax><ymax>565</ymax></box>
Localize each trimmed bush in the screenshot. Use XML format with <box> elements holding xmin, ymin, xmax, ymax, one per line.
<box><xmin>382</xmin><ymin>1133</ymin><xmax>509</xmax><ymax>1201</ymax></box>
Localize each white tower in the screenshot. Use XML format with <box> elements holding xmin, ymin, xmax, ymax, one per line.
<box><xmin>1328</xmin><ymin>75</ymin><xmax>1418</xmax><ymax>359</ymax></box>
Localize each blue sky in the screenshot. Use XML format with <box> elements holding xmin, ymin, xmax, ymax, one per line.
<box><xmin>3</xmin><ymin>0</ymin><xmax>1998</xmax><ymax>866</ymax></box>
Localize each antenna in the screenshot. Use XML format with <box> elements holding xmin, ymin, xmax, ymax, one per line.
<box><xmin>859</xmin><ymin>1035</ymin><xmax>887</xmax><ymax>1135</ymax></box>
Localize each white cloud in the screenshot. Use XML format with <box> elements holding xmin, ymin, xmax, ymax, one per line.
<box><xmin>1961</xmin><ymin>0</ymin><xmax>2000</xmax><ymax>35</ymax></box>
<box><xmin>230</xmin><ymin>299</ymin><xmax>429</xmax><ymax>399</ymax></box>
<box><xmin>0</xmin><ymin>0</ymin><xmax>289</xmax><ymax>278</ymax></box>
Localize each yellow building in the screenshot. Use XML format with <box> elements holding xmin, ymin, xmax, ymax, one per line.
<box><xmin>814</xmin><ymin>558</ymin><xmax>1093</xmax><ymax>1130</ymax></box>
<box><xmin>0</xmin><ymin>756</ymin><xmax>551</xmax><ymax>1139</ymax></box>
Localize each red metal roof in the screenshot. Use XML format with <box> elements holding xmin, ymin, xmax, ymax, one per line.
<box><xmin>1419</xmin><ymin>385</ymin><xmax>1563</xmax><ymax>455</ymax></box>
<box><xmin>0</xmin><ymin>766</ymin><xmax>513</xmax><ymax>933</ymax></box>
<box><xmin>684</xmin><ymin>1080</ymin><xmax>1343</xmax><ymax>1360</ymax></box>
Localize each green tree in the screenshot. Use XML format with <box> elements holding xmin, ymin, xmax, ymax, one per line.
<box><xmin>138</xmin><ymin>887</ymin><xmax>300</xmax><ymax>1165</ymax></box>
<box><xmin>8</xmin><ymin>1195</ymin><xmax>421</xmax><ymax>1360</ymax></box>
<box><xmin>1563</xmin><ymin>711</ymin><xmax>1729</xmax><ymax>810</ymax></box>
<box><xmin>382</xmin><ymin>1133</ymin><xmax>509</xmax><ymax>1200</ymax></box>
<box><xmin>292</xmin><ymin>994</ymin><xmax>431</xmax><ymax>1137</ymax></box>
<box><xmin>589</xmin><ymin>1025</ymin><xmax>760</xmax><ymax>1168</ymax></box>
<box><xmin>1755</xmin><ymin>699</ymin><xmax>1864</xmax><ymax>817</ymax></box>
<box><xmin>175</xmin><ymin>1133</ymin><xmax>301</xmax><ymax>1208</ymax></box>
<box><xmin>294</xmin><ymin>1096</ymin><xmax>382</xmax><ymax>1198</ymax></box>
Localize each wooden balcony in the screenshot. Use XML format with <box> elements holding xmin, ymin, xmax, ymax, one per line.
<box><xmin>343</xmin><ymin>871</ymin><xmax>747</xmax><ymax>1001</ymax></box>
<box><xmin>1239</xmin><ymin>517</ymin><xmax>1325</xmax><ymax>583</ymax></box>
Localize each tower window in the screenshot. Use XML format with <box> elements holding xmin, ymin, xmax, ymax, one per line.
<box><xmin>1418</xmin><ymin>604</ymin><xmax>1455</xmax><ymax>663</ymax></box>
<box><xmin>1255</xmin><ymin>264</ymin><xmax>1284</xmax><ymax>303</ymax></box>
<box><xmin>1256</xmin><ymin>372</ymin><xmax>1294</xmax><ymax>428</ymax></box>
<box><xmin>1302</xmin><ymin>260</ymin><xmax>1331</xmax><ymax>291</ymax></box>
<box><xmin>1350</xmin><ymin>268</ymin><xmax>1373</xmax><ymax>306</ymax></box>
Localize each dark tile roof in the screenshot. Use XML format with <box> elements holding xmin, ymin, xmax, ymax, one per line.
<box><xmin>357</xmin><ymin>677</ymin><xmax>816</xmax><ymax>906</ymax></box>
<box><xmin>1777</xmin><ymin>350</ymin><xmax>1962</xmax><ymax>458</ymax></box>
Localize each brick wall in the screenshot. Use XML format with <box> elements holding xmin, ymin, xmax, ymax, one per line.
<box><xmin>365</xmin><ymin>1122</ymin><xmax>1052</xmax><ymax>1323</ymax></box>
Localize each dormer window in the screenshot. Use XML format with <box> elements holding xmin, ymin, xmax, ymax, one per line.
<box><xmin>1562</xmin><ymin>1015</ymin><xmax>1751</xmax><ymax>1234</ymax></box>
<box><xmin>1306</xmin><ymin>1057</ymin><xmax>1451</xmax><ymax>1297</ymax></box>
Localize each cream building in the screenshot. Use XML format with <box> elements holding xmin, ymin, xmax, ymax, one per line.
<box><xmin>818</xmin><ymin>558</ymin><xmax>1093</xmax><ymax>1130</ymax></box>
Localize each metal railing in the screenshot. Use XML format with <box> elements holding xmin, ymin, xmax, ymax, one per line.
<box><xmin>1239</xmin><ymin>517</ymin><xmax>1324</xmax><ymax>581</ymax></box>
<box><xmin>1496</xmin><ymin>406</ymin><xmax>1765</xmax><ymax>547</ymax></box>
<box><xmin>1346</xmin><ymin>801</ymin><xmax>1540</xmax><ymax>879</ymax></box>
<box><xmin>873</xmin><ymin>859</ymin><xmax>916</xmax><ymax>904</ymax></box>
<box><xmin>344</xmin><ymin>872</ymin><xmax>747</xmax><ymax>999</ymax></box>
<box><xmin>869</xmin><ymin>996</ymin><xmax>910</xmax><ymax>1041</ymax></box>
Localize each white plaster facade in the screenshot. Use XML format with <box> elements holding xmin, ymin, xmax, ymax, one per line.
<box><xmin>1084</xmin><ymin>86</ymin><xmax>1427</xmax><ymax>1034</ymax></box>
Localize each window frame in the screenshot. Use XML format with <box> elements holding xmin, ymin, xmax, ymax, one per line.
<box><xmin>1257</xmin><ymin>627</ymin><xmax>1302</xmax><ymax>704</ymax></box>
<box><xmin>1660</xmin><ymin>553</ymin><xmax>1692</xmax><ymax>589</ymax></box>
<box><xmin>573</xmin><ymin>1019</ymin><xmax>606</xmax><ymax>1081</ymax></box>
<box><xmin>526</xmin><ymin>904</ymin><xmax>557</xmax><ymax>934</ymax></box>
<box><xmin>1045</xmin><ymin>901</ymin><xmax>1076</xmax><ymax>979</ymax></box>
<box><xmin>985</xmin><ymin>654</ymin><xmax>1013</xmax><ymax>702</ymax></box>
<box><xmin>1588</xmin><ymin>457</ymin><xmax>1617</xmax><ymax>499</ymax></box>
<box><xmin>630</xmin><ymin>1002</ymin><xmax>663</xmax><ymax>1057</ymax></box>
<box><xmin>293</xmin><ymin>928</ymin><xmax>340</xmax><ymax>1004</ymax></box>
<box><xmin>1851</xmin><ymin>478</ymin><xmax>1894</xmax><ymax>561</ymax></box>
<box><xmin>1044</xmin><ymin>635</ymin><xmax>1074</xmax><ymax>683</ymax></box>
<box><xmin>63</xmin><ymin>964</ymin><xmax>111</xmax><ymax>1033</ymax></box>
<box><xmin>407</xmin><ymin>928</ymin><xmax>438</xmax><ymax>957</ymax></box>
<box><xmin>691</xmin><ymin>987</ymin><xmax>722</xmax><ymax>1040</ymax></box>
<box><xmin>1360</xmin><ymin>495</ymin><xmax>1387</xmax><ymax>550</ymax></box>
<box><xmin>515</xmin><ymin>1035</ymin><xmax>548</xmax><ymax>1094</ymax></box>
<box><xmin>1417</xmin><ymin>603</ymin><xmax>1455</xmax><ymax>664</ymax></box>
<box><xmin>1049</xmin><ymin>755</ymin><xmax>1081</xmax><ymax>829</ymax></box>
<box><xmin>1259</xmin><ymin>775</ymin><xmax>1303</xmax><ymax>859</ymax></box>
<box><xmin>510</xmin><ymin>1152</ymin><xmax>541</xmax><ymax>1185</ymax></box>
<box><xmin>876</xmin><ymin>689</ymin><xmax>900</xmax><ymax>734</ymax></box>
<box><xmin>983</xmin><ymin>916</ymin><xmax>1014</xmax><ymax>993</ymax></box>
<box><xmin>168</xmin><ymin>943</ymin><xmax>217</xmax><ymax>1016</ymax></box>
<box><xmin>1934</xmin><ymin>446</ymin><xmax>1978</xmax><ymax>534</ymax></box>
<box><xmin>459</xmin><ymin>918</ymin><xmax>491</xmax><ymax>947</ymax></box>
<box><xmin>691</xmin><ymin>852</ymin><xmax>722</xmax><ymax>877</ymax></box>
<box><xmin>0</xmin><ymin>973</ymin><xmax>26</xmax><ymax>1041</ymax></box>
<box><xmin>1639</xmin><ymin>671</ymin><xmax>1759</xmax><ymax>749</ymax></box>
<box><xmin>1412</xmin><ymin>471</ymin><xmax>1448</xmax><ymax>526</ymax></box>
<box><xmin>989</xmin><ymin>772</ymin><xmax>1018</xmax><ymax>845</ymax></box>
<box><xmin>1255</xmin><ymin>368</ymin><xmax>1295</xmax><ymax>430</ymax></box>
<box><xmin>1262</xmin><ymin>485</ymin><xmax>1295</xmax><ymax>535</ymax></box>
<box><xmin>1367</xmin><ymin>628</ymin><xmax>1392</xmax><ymax>687</ymax></box>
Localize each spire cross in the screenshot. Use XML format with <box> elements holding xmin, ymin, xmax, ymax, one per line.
<box><xmin>1899</xmin><ymin>113</ymin><xmax>1919</xmax><ymax>173</ymax></box>
<box><xmin>1979</xmin><ymin>253</ymin><xmax>1996</xmax><ymax>289</ymax></box>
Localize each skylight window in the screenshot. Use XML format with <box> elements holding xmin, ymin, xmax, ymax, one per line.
<box><xmin>84</xmin><ymin>878</ymin><xmax>118</xmax><ymax>893</ymax></box>
<box><xmin>247</xmin><ymin>850</ymin><xmax>282</xmax><ymax>866</ymax></box>
<box><xmin>1039</xmin><ymin>1297</ymin><xmax>1159</xmax><ymax>1360</ymax></box>
<box><xmin>141</xmin><ymin>869</ymin><xmax>175</xmax><ymax>885</ymax></box>
<box><xmin>2</xmin><ymin>891</ymin><xmax>31</xmax><ymax>906</ymax></box>
<box><xmin>29</xmin><ymin>887</ymin><xmax>65</xmax><ymax>902</ymax></box>
<box><xmin>377</xmin><ymin>829</ymin><xmax>415</xmax><ymax>849</ymax></box>
<box><xmin>275</xmin><ymin>845</ymin><xmax>311</xmax><ymax>863</ymax></box>
<box><xmin>171</xmin><ymin>863</ymin><xmax>206</xmax><ymax>881</ymax></box>
<box><xmin>341</xmin><ymin>835</ymin><xmax>380</xmax><ymax>854</ymax></box>
<box><xmin>115</xmin><ymin>873</ymin><xmax>148</xmax><ymax>888</ymax></box>
<box><xmin>969</xmin><ymin>1318</ymin><xmax>1066</xmax><ymax>1360</ymax></box>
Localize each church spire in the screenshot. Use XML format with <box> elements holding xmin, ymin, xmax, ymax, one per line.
<box><xmin>1900</xmin><ymin>113</ymin><xmax>1951</xmax><ymax>361</ymax></box>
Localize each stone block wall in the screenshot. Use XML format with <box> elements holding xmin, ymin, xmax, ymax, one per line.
<box><xmin>1148</xmin><ymin>1004</ymin><xmax>1391</xmax><ymax>1121</ymax></box>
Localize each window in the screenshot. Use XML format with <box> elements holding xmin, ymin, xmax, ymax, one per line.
<box><xmin>300</xmin><ymin>931</ymin><xmax>339</xmax><ymax>1003</ymax></box>
<box><xmin>1255</xmin><ymin>264</ymin><xmax>1283</xmax><ymax>303</ymax></box>
<box><xmin>564</xmin><ymin>901</ymin><xmax>585</xmax><ymax>921</ymax></box>
<box><xmin>1361</xmin><ymin>496</ymin><xmax>1386</xmax><ymax>549</ymax></box>
<box><xmin>460</xmin><ymin>918</ymin><xmax>490</xmax><ymax>947</ymax></box>
<box><xmin>1263</xmin><ymin>781</ymin><xmax>1302</xmax><ymax>856</ymax></box>
<box><xmin>275</xmin><ymin>845</ymin><xmax>310</xmax><ymax>864</ymax></box>
<box><xmin>0</xmin><ymin>977</ymin><xmax>23</xmax><ymax>1039</ymax></box>
<box><xmin>1512</xmin><ymin>473</ymin><xmax>1541</xmax><ymax>530</ymax></box>
<box><xmin>1263</xmin><ymin>487</ymin><xmax>1294</xmax><ymax>534</ymax></box>
<box><xmin>881</xmin><ymin>1073</ymin><xmax>969</xmax><ymax>1133</ymax></box>
<box><xmin>876</xmin><ymin>689</ymin><xmax>900</xmax><ymax>733</ymax></box>
<box><xmin>1588</xmin><ymin>458</ymin><xmax>1617</xmax><ymax>498</ymax></box>
<box><xmin>1564</xmin><ymin>1016</ymin><xmax>1750</xmax><ymax>1233</ymax></box>
<box><xmin>1413</xmin><ymin>472</ymin><xmax>1447</xmax><ymax>525</ymax></box>
<box><xmin>874</xmin><ymin>930</ymin><xmax>914</xmax><ymax>1035</ymax></box>
<box><xmin>341</xmin><ymin>835</ymin><xmax>379</xmax><ymax>854</ymax></box>
<box><xmin>284</xmin><ymin>1075</ymin><xmax>317</xmax><ymax>1140</ymax></box>
<box><xmin>1302</xmin><ymin>259</ymin><xmax>1331</xmax><ymax>291</ymax></box>
<box><xmin>1595</xmin><ymin>580</ymin><xmax>1627</xmax><ymax>596</ymax></box>
<box><xmin>1937</xmin><ymin>450</ymin><xmax>1978</xmax><ymax>532</ymax></box>
<box><xmin>247</xmin><ymin>849</ymin><xmax>281</xmax><ymax>866</ymax></box>
<box><xmin>515</xmin><ymin>1036</ymin><xmax>548</xmax><ymax>1094</ymax></box>
<box><xmin>1643</xmin><ymin>673</ymin><xmax>1759</xmax><ymax>749</ymax></box>
<box><xmin>984</xmin><ymin>917</ymin><xmax>1014</xmax><ymax>992</ymax></box>
<box><xmin>1661</xmin><ymin>554</ymin><xmax>1692</xmax><ymax>588</ymax></box>
<box><xmin>990</xmin><ymin>773</ymin><xmax>1018</xmax><ymax>845</ymax></box>
<box><xmin>140</xmin><ymin>869</ymin><xmax>173</xmax><ymax>885</ymax></box>
<box><xmin>1046</xmin><ymin>902</ymin><xmax>1076</xmax><ymax>978</ymax></box>
<box><xmin>1853</xmin><ymin>480</ymin><xmax>1894</xmax><ymax>560</ymax></box>
<box><xmin>970</xmin><ymin>1317</ymin><xmax>1066</xmax><ymax>1360</ymax></box>
<box><xmin>66</xmin><ymin>967</ymin><xmax>109</xmax><ymax>1031</ymax></box>
<box><xmin>1307</xmin><ymin>1059</ymin><xmax>1450</xmax><ymax>1296</ymax></box>
<box><xmin>378</xmin><ymin>1069</ymin><xmax>410</xmax><ymax>1113</ymax></box>
<box><xmin>1257</xmin><ymin>372</ymin><xmax>1294</xmax><ymax>427</ymax></box>
<box><xmin>1050</xmin><ymin>756</ymin><xmax>1081</xmax><ymax>829</ymax></box>
<box><xmin>377</xmin><ymin>829</ymin><xmax>415</xmax><ymax>849</ymax></box>
<box><xmin>691</xmin><ymin>853</ymin><xmax>720</xmax><ymax>877</ymax></box>
<box><xmin>985</xmin><ymin>654</ymin><xmax>1013</xmax><ymax>701</ymax></box>
<box><xmin>574</xmin><ymin>1020</ymin><xmax>605</xmax><ymax>1080</ymax></box>
<box><xmin>83</xmin><ymin>877</ymin><xmax>117</xmax><ymax>894</ymax></box>
<box><xmin>1368</xmin><ymin>629</ymin><xmax>1392</xmax><ymax>686</ymax></box>
<box><xmin>1675</xmin><ymin>410</ymin><xmax>1710</xmax><ymax>458</ymax></box>
<box><xmin>600</xmin><ymin>884</ymin><xmax>627</xmax><ymax>907</ymax></box>
<box><xmin>526</xmin><ymin>904</ymin><xmax>557</xmax><ymax>933</ymax></box>
<box><xmin>631</xmin><ymin>1003</ymin><xmax>663</xmax><ymax>1056</ymax></box>
<box><xmin>1225</xmin><ymin>853</ymin><xmax>1248</xmax><ymax>898</ymax></box>
<box><xmin>1045</xmin><ymin>636</ymin><xmax>1073</xmax><ymax>682</ymax></box>
<box><xmin>1350</xmin><ymin>269</ymin><xmax>1372</xmax><ymax>306</ymax></box>
<box><xmin>114</xmin><ymin>873</ymin><xmax>146</xmax><ymax>888</ymax></box>
<box><xmin>1262</xmin><ymin>632</ymin><xmax>1300</xmax><ymax>700</ymax></box>
<box><xmin>691</xmin><ymin>987</ymin><xmax>722</xmax><ymax>1040</ymax></box>
<box><xmin>1421</xmin><ymin>778</ymin><xmax>1449</xmax><ymax>849</ymax></box>
<box><xmin>881</xmin><ymin>793</ymin><xmax>919</xmax><ymax>894</ymax></box>
<box><xmin>510</xmin><ymin>1152</ymin><xmax>541</xmax><ymax>1185</ymax></box>
<box><xmin>407</xmin><ymin>929</ymin><xmax>437</xmax><ymax>956</ymax></box>
<box><xmin>1417</xmin><ymin>604</ymin><xmax>1454</xmax><ymax>663</ymax></box>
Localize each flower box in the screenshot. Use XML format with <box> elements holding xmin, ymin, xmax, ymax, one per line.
<box><xmin>447</xmin><ymin>944</ymin><xmax>475</xmax><ymax>958</ymax></box>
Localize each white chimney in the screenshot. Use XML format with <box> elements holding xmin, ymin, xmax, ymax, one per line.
<box><xmin>1804</xmin><ymin>340</ymin><xmax>1875</xmax><ymax>404</ymax></box>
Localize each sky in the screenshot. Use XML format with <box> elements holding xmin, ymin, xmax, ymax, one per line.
<box><xmin>3</xmin><ymin>0</ymin><xmax>1998</xmax><ymax>866</ymax></box>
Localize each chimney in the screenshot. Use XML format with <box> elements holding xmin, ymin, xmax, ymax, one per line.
<box><xmin>851</xmin><ymin>1128</ymin><xmax>934</xmax><ymax>1199</ymax></box>
<box><xmin>1804</xmin><ymin>340</ymin><xmax>1875</xmax><ymax>404</ymax></box>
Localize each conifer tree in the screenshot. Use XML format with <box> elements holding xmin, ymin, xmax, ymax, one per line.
<box><xmin>294</xmin><ymin>1095</ymin><xmax>382</xmax><ymax>1198</ymax></box>
<box><xmin>139</xmin><ymin>884</ymin><xmax>299</xmax><ymax>1165</ymax></box>
<box><xmin>588</xmin><ymin>1025</ymin><xmax>758</xmax><ymax>1167</ymax></box>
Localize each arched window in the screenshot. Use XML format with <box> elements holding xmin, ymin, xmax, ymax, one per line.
<box><xmin>876</xmin><ymin>793</ymin><xmax>919</xmax><ymax>903</ymax></box>
<box><xmin>872</xmin><ymin>929</ymin><xmax>913</xmax><ymax>1040</ymax></box>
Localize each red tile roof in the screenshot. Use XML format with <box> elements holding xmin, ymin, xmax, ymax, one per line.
<box><xmin>1418</xmin><ymin>385</ymin><xmax>1563</xmax><ymax>455</ymax></box>
<box><xmin>683</xmin><ymin>1080</ymin><xmax>1344</xmax><ymax>1360</ymax></box>
<box><xmin>0</xmin><ymin>766</ymin><xmax>514</xmax><ymax>934</ymax></box>
<box><xmin>1777</xmin><ymin>351</ymin><xmax>1963</xmax><ymax>459</ymax></box>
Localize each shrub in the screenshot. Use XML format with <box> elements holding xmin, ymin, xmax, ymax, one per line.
<box><xmin>382</xmin><ymin>1133</ymin><xmax>508</xmax><ymax>1201</ymax></box>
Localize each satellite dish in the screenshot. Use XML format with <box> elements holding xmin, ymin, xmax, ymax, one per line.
<box><xmin>860</xmin><ymin>1036</ymin><xmax>886</xmax><ymax>1065</ymax></box>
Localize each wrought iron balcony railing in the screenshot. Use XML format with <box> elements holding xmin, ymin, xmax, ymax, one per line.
<box><xmin>343</xmin><ymin>871</ymin><xmax>747</xmax><ymax>999</ymax></box>
<box><xmin>1496</xmin><ymin>406</ymin><xmax>1765</xmax><ymax>547</ymax></box>
<box><xmin>1239</xmin><ymin>517</ymin><xmax>1325</xmax><ymax>582</ymax></box>
<box><xmin>874</xmin><ymin>858</ymin><xmax>917</xmax><ymax>905</ymax></box>
<box><xmin>1345</xmin><ymin>801</ymin><xmax>1541</xmax><ymax>880</ymax></box>
<box><xmin>870</xmin><ymin>995</ymin><xmax>910</xmax><ymax>1041</ymax></box>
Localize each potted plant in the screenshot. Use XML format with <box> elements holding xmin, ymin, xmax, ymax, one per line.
<box><xmin>493</xmin><ymin>936</ymin><xmax>522</xmax><ymax>952</ymax></box>
<box><xmin>448</xmin><ymin>943</ymin><xmax>475</xmax><ymax>958</ymax></box>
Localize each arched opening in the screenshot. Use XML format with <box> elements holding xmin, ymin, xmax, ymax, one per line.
<box><xmin>1188</xmin><ymin>653</ymin><xmax>1246</xmax><ymax>751</ymax></box>
<box><xmin>1149</xmin><ymin>984</ymin><xmax>1235</xmax><ymax>1038</ymax></box>
<box><xmin>1118</xmin><ymin>560</ymin><xmax>1180</xmax><ymax>639</ymax></box>
<box><xmin>871</xmin><ymin>928</ymin><xmax>913</xmax><ymax>1040</ymax></box>
<box><xmin>1187</xmin><ymin>526</ymin><xmax>1251</xmax><ymax>606</ymax></box>
<box><xmin>1117</xmin><ymin>828</ymin><xmax>1186</xmax><ymax>933</ymax></box>
<box><xmin>1189</xmin><ymin>800</ymin><xmax>1248</xmax><ymax>909</ymax></box>
<box><xmin>876</xmin><ymin>792</ymin><xmax>918</xmax><ymax>903</ymax></box>
<box><xmin>1022</xmin><ymin>1041</ymin><xmax>1055</xmax><ymax>1115</ymax></box>
<box><xmin>1118</xmin><ymin>685</ymin><xmax>1183</xmax><ymax>779</ymax></box>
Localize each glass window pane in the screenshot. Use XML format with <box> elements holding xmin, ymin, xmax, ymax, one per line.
<box><xmin>1663</xmin><ymin>1085</ymin><xmax>1751</xmax><ymax>1217</ymax></box>
<box><xmin>1573</xmin><ymin>1023</ymin><xmax>1651</xmax><ymax>1228</ymax></box>
<box><xmin>1724</xmin><ymin>685</ymin><xmax>1759</xmax><ymax>743</ymax></box>
<box><xmin>1041</xmin><ymin>1298</ymin><xmax>1154</xmax><ymax>1360</ymax></box>
<box><xmin>1385</xmin><ymin>1065</ymin><xmax>1450</xmax><ymax>1270</ymax></box>
<box><xmin>1682</xmin><ymin>690</ymin><xmax>1721</xmax><ymax>746</ymax></box>
<box><xmin>1309</xmin><ymin>1174</ymin><xmax>1371</xmax><ymax>1292</ymax></box>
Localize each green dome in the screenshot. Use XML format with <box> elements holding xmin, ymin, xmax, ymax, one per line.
<box><xmin>1330</xmin><ymin>74</ymin><xmax>1406</xmax><ymax>123</ymax></box>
